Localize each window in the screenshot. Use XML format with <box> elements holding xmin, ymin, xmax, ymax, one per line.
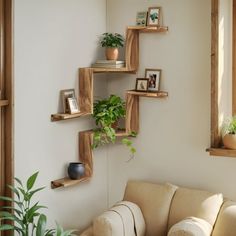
<box><xmin>208</xmin><ymin>0</ymin><xmax>236</xmax><ymax>157</ymax></box>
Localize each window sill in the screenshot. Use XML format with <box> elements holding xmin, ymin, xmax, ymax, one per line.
<box><xmin>206</xmin><ymin>147</ymin><xmax>236</xmax><ymax>158</ymax></box>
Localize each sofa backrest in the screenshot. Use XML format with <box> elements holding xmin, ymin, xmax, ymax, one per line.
<box><xmin>167</xmin><ymin>187</ymin><xmax>223</xmax><ymax>230</ymax></box>
<box><xmin>212</xmin><ymin>200</ymin><xmax>236</xmax><ymax>236</ymax></box>
<box><xmin>123</xmin><ymin>181</ymin><xmax>177</xmax><ymax>236</ymax></box>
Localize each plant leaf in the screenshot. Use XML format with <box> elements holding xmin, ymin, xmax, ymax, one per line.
<box><xmin>27</xmin><ymin>172</ymin><xmax>39</xmax><ymax>190</ymax></box>
<box><xmin>36</xmin><ymin>214</ymin><xmax>47</xmax><ymax>236</ymax></box>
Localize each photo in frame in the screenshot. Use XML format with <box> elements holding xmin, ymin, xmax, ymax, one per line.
<box><xmin>135</xmin><ymin>78</ymin><xmax>149</xmax><ymax>91</ymax></box>
<box><xmin>67</xmin><ymin>97</ymin><xmax>80</xmax><ymax>114</ymax></box>
<box><xmin>136</xmin><ymin>11</ymin><xmax>148</xmax><ymax>26</ymax></box>
<box><xmin>145</xmin><ymin>68</ymin><xmax>161</xmax><ymax>91</ymax></box>
<box><xmin>60</xmin><ymin>89</ymin><xmax>77</xmax><ymax>113</ymax></box>
<box><xmin>147</xmin><ymin>7</ymin><xmax>161</xmax><ymax>27</ymax></box>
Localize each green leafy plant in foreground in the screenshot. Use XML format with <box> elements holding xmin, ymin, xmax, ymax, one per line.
<box><xmin>92</xmin><ymin>95</ymin><xmax>136</xmax><ymax>158</ymax></box>
<box><xmin>0</xmin><ymin>172</ymin><xmax>75</xmax><ymax>236</ymax></box>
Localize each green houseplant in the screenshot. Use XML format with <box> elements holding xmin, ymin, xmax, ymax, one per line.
<box><xmin>0</xmin><ymin>172</ymin><xmax>75</xmax><ymax>236</ymax></box>
<box><xmin>222</xmin><ymin>116</ymin><xmax>236</xmax><ymax>149</ymax></box>
<box><xmin>92</xmin><ymin>95</ymin><xmax>136</xmax><ymax>157</ymax></box>
<box><xmin>100</xmin><ymin>33</ymin><xmax>125</xmax><ymax>60</ymax></box>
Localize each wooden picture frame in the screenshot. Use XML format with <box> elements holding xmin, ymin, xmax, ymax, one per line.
<box><xmin>147</xmin><ymin>7</ymin><xmax>161</xmax><ymax>27</ymax></box>
<box><xmin>136</xmin><ymin>11</ymin><xmax>148</xmax><ymax>26</ymax></box>
<box><xmin>61</xmin><ymin>89</ymin><xmax>76</xmax><ymax>113</ymax></box>
<box><xmin>145</xmin><ymin>68</ymin><xmax>161</xmax><ymax>91</ymax></box>
<box><xmin>135</xmin><ymin>78</ymin><xmax>149</xmax><ymax>91</ymax></box>
<box><xmin>68</xmin><ymin>97</ymin><xmax>80</xmax><ymax>114</ymax></box>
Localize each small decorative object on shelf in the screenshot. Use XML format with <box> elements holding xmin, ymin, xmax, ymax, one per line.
<box><xmin>135</xmin><ymin>78</ymin><xmax>149</xmax><ymax>92</ymax></box>
<box><xmin>147</xmin><ymin>7</ymin><xmax>161</xmax><ymax>27</ymax></box>
<box><xmin>60</xmin><ymin>89</ymin><xmax>77</xmax><ymax>113</ymax></box>
<box><xmin>136</xmin><ymin>11</ymin><xmax>148</xmax><ymax>26</ymax></box>
<box><xmin>67</xmin><ymin>162</ymin><xmax>85</xmax><ymax>180</ymax></box>
<box><xmin>100</xmin><ymin>33</ymin><xmax>125</xmax><ymax>60</ymax></box>
<box><xmin>222</xmin><ymin>116</ymin><xmax>236</xmax><ymax>149</ymax></box>
<box><xmin>145</xmin><ymin>68</ymin><xmax>162</xmax><ymax>91</ymax></box>
<box><xmin>92</xmin><ymin>60</ymin><xmax>125</xmax><ymax>69</ymax></box>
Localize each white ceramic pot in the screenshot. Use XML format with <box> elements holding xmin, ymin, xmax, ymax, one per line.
<box><xmin>223</xmin><ymin>134</ymin><xmax>236</xmax><ymax>149</ymax></box>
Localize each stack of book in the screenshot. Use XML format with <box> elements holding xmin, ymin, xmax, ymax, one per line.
<box><xmin>92</xmin><ymin>60</ymin><xmax>125</xmax><ymax>68</ymax></box>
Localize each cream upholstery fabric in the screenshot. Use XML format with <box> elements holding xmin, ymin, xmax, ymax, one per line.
<box><xmin>212</xmin><ymin>200</ymin><xmax>236</xmax><ymax>236</ymax></box>
<box><xmin>168</xmin><ymin>187</ymin><xmax>223</xmax><ymax>230</ymax></box>
<box><xmin>123</xmin><ymin>181</ymin><xmax>178</xmax><ymax>236</ymax></box>
<box><xmin>93</xmin><ymin>201</ymin><xmax>145</xmax><ymax>236</ymax></box>
<box><xmin>167</xmin><ymin>217</ymin><xmax>212</xmax><ymax>236</ymax></box>
<box><xmin>80</xmin><ymin>226</ymin><xmax>93</xmax><ymax>236</ymax></box>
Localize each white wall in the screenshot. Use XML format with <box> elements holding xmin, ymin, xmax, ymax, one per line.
<box><xmin>106</xmin><ymin>0</ymin><xmax>236</xmax><ymax>205</ymax></box>
<box><xmin>14</xmin><ymin>0</ymin><xmax>107</xmax><ymax>232</ymax></box>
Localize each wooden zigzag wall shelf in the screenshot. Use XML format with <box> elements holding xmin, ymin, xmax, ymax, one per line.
<box><xmin>51</xmin><ymin>26</ymin><xmax>169</xmax><ymax>189</ymax></box>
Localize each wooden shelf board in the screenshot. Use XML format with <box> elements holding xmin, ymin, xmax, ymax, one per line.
<box><xmin>115</xmin><ymin>129</ymin><xmax>129</xmax><ymax>137</ymax></box>
<box><xmin>0</xmin><ymin>100</ymin><xmax>9</xmax><ymax>107</ymax></box>
<box><xmin>127</xmin><ymin>26</ymin><xmax>168</xmax><ymax>33</ymax></box>
<box><xmin>127</xmin><ymin>90</ymin><xmax>168</xmax><ymax>98</ymax></box>
<box><xmin>88</xmin><ymin>67</ymin><xmax>136</xmax><ymax>74</ymax></box>
<box><xmin>206</xmin><ymin>147</ymin><xmax>236</xmax><ymax>158</ymax></box>
<box><xmin>51</xmin><ymin>176</ymin><xmax>91</xmax><ymax>189</ymax></box>
<box><xmin>51</xmin><ymin>111</ymin><xmax>91</xmax><ymax>122</ymax></box>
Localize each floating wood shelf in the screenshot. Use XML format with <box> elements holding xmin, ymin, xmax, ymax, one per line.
<box><xmin>51</xmin><ymin>25</ymin><xmax>169</xmax><ymax>188</ymax></box>
<box><xmin>127</xmin><ymin>90</ymin><xmax>168</xmax><ymax>98</ymax></box>
<box><xmin>206</xmin><ymin>148</ymin><xmax>236</xmax><ymax>158</ymax></box>
<box><xmin>51</xmin><ymin>111</ymin><xmax>91</xmax><ymax>122</ymax></box>
<box><xmin>0</xmin><ymin>100</ymin><xmax>9</xmax><ymax>107</ymax></box>
<box><xmin>127</xmin><ymin>26</ymin><xmax>168</xmax><ymax>33</ymax></box>
<box><xmin>51</xmin><ymin>176</ymin><xmax>90</xmax><ymax>189</ymax></box>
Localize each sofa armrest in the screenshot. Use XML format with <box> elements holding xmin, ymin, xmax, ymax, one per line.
<box><xmin>80</xmin><ymin>226</ymin><xmax>93</xmax><ymax>236</ymax></box>
<box><xmin>93</xmin><ymin>201</ymin><xmax>145</xmax><ymax>236</ymax></box>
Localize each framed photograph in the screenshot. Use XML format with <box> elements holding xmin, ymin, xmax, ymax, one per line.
<box><xmin>147</xmin><ymin>7</ymin><xmax>161</xmax><ymax>27</ymax></box>
<box><xmin>145</xmin><ymin>68</ymin><xmax>162</xmax><ymax>91</ymax></box>
<box><xmin>67</xmin><ymin>97</ymin><xmax>80</xmax><ymax>114</ymax></box>
<box><xmin>136</xmin><ymin>11</ymin><xmax>148</xmax><ymax>26</ymax></box>
<box><xmin>61</xmin><ymin>89</ymin><xmax>76</xmax><ymax>113</ymax></box>
<box><xmin>135</xmin><ymin>78</ymin><xmax>149</xmax><ymax>91</ymax></box>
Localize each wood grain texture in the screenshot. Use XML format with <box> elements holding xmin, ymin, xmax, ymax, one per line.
<box><xmin>51</xmin><ymin>111</ymin><xmax>90</xmax><ymax>122</ymax></box>
<box><xmin>79</xmin><ymin>131</ymin><xmax>93</xmax><ymax>178</ymax></box>
<box><xmin>125</xmin><ymin>29</ymin><xmax>139</xmax><ymax>72</ymax></box>
<box><xmin>127</xmin><ymin>26</ymin><xmax>168</xmax><ymax>33</ymax></box>
<box><xmin>127</xmin><ymin>90</ymin><xmax>168</xmax><ymax>98</ymax></box>
<box><xmin>207</xmin><ymin>148</ymin><xmax>236</xmax><ymax>158</ymax></box>
<box><xmin>233</xmin><ymin>0</ymin><xmax>236</xmax><ymax>115</ymax></box>
<box><xmin>79</xmin><ymin>68</ymin><xmax>93</xmax><ymax>113</ymax></box>
<box><xmin>51</xmin><ymin>177</ymin><xmax>90</xmax><ymax>189</ymax></box>
<box><xmin>211</xmin><ymin>0</ymin><xmax>220</xmax><ymax>148</ymax></box>
<box><xmin>125</xmin><ymin>93</ymin><xmax>139</xmax><ymax>134</ymax></box>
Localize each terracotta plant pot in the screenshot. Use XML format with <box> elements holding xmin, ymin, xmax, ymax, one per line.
<box><xmin>223</xmin><ymin>134</ymin><xmax>236</xmax><ymax>149</ymax></box>
<box><xmin>105</xmin><ymin>47</ymin><xmax>119</xmax><ymax>60</ymax></box>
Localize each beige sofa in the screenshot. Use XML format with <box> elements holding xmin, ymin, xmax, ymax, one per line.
<box><xmin>81</xmin><ymin>181</ymin><xmax>236</xmax><ymax>236</ymax></box>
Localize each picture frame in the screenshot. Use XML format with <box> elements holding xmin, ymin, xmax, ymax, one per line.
<box><xmin>136</xmin><ymin>11</ymin><xmax>148</xmax><ymax>26</ymax></box>
<box><xmin>145</xmin><ymin>68</ymin><xmax>162</xmax><ymax>91</ymax></box>
<box><xmin>147</xmin><ymin>7</ymin><xmax>161</xmax><ymax>27</ymax></box>
<box><xmin>135</xmin><ymin>78</ymin><xmax>149</xmax><ymax>92</ymax></box>
<box><xmin>67</xmin><ymin>97</ymin><xmax>80</xmax><ymax>114</ymax></box>
<box><xmin>60</xmin><ymin>89</ymin><xmax>76</xmax><ymax>113</ymax></box>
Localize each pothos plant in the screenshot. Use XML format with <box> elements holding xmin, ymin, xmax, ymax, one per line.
<box><xmin>0</xmin><ymin>172</ymin><xmax>75</xmax><ymax>236</ymax></box>
<box><xmin>100</xmin><ymin>33</ymin><xmax>125</xmax><ymax>48</ymax></box>
<box><xmin>92</xmin><ymin>95</ymin><xmax>136</xmax><ymax>157</ymax></box>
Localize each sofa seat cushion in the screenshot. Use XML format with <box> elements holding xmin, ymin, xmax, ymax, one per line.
<box><xmin>212</xmin><ymin>200</ymin><xmax>236</xmax><ymax>236</ymax></box>
<box><xmin>123</xmin><ymin>181</ymin><xmax>178</xmax><ymax>236</ymax></box>
<box><xmin>168</xmin><ymin>187</ymin><xmax>223</xmax><ymax>230</ymax></box>
<box><xmin>167</xmin><ymin>217</ymin><xmax>212</xmax><ymax>236</ymax></box>
<box><xmin>93</xmin><ymin>201</ymin><xmax>145</xmax><ymax>236</ymax></box>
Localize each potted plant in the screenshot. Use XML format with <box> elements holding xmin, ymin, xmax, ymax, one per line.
<box><xmin>92</xmin><ymin>95</ymin><xmax>136</xmax><ymax>157</ymax></box>
<box><xmin>222</xmin><ymin>116</ymin><xmax>236</xmax><ymax>149</ymax></box>
<box><xmin>0</xmin><ymin>172</ymin><xmax>75</xmax><ymax>235</ymax></box>
<box><xmin>100</xmin><ymin>33</ymin><xmax>125</xmax><ymax>60</ymax></box>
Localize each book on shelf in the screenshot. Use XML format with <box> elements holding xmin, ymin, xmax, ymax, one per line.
<box><xmin>94</xmin><ymin>60</ymin><xmax>125</xmax><ymax>65</ymax></box>
<box><xmin>91</xmin><ymin>63</ymin><xmax>125</xmax><ymax>68</ymax></box>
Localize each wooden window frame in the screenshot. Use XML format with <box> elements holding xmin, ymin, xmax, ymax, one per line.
<box><xmin>0</xmin><ymin>0</ymin><xmax>13</xmax><ymax>209</ymax></box>
<box><xmin>208</xmin><ymin>0</ymin><xmax>236</xmax><ymax>157</ymax></box>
